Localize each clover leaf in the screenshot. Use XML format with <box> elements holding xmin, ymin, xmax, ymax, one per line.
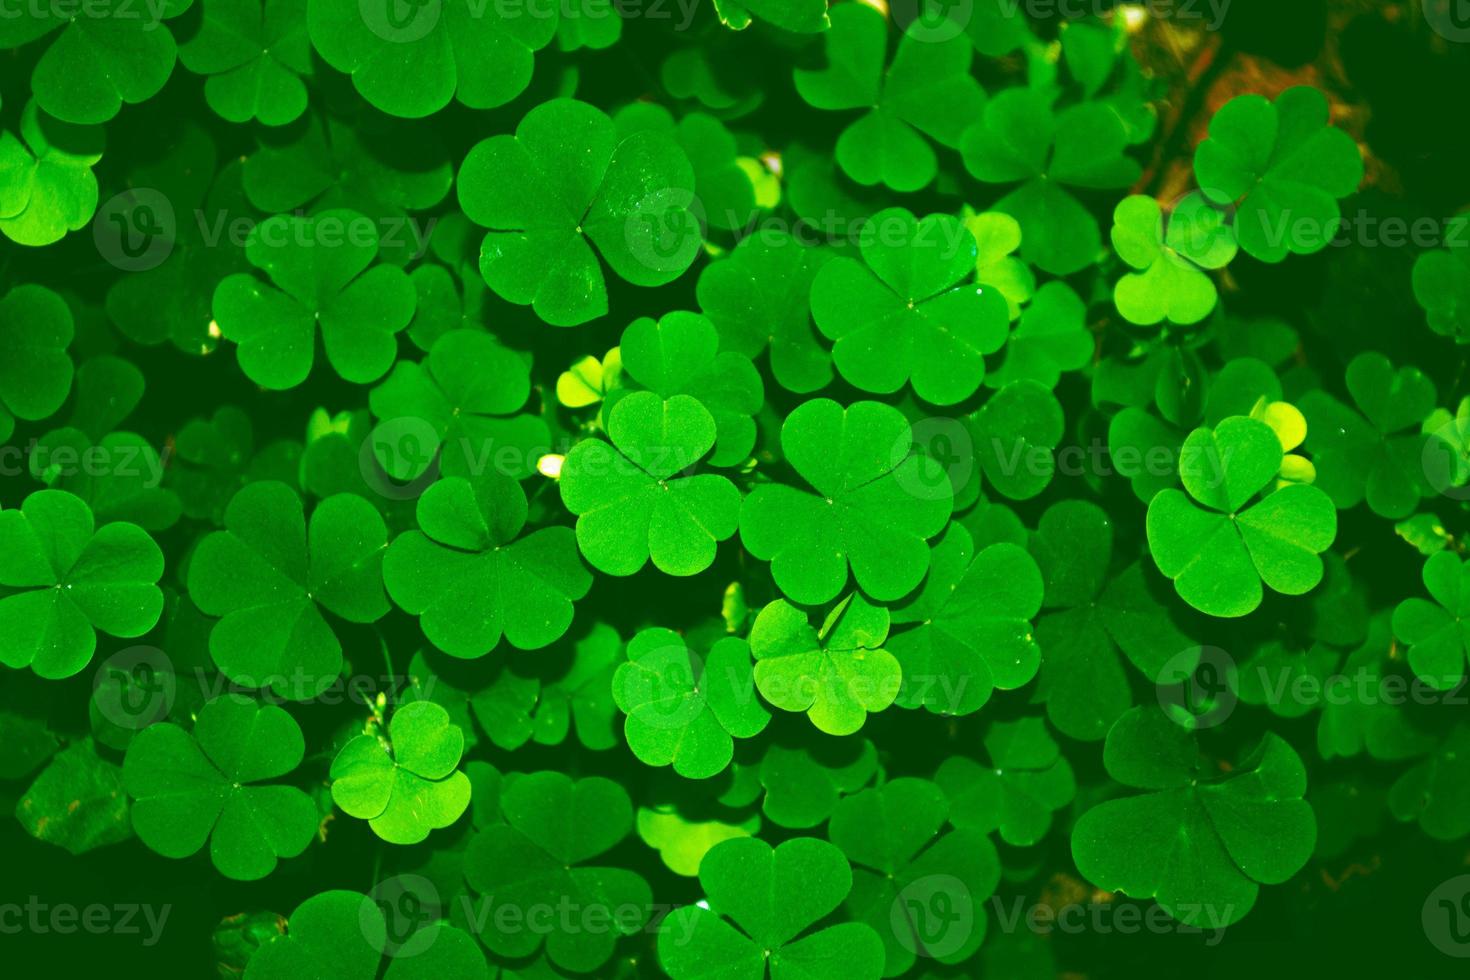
<box><xmin>936</xmin><ymin>717</ymin><xmax>1076</xmax><ymax>847</ymax></box>
<box><xmin>458</xmin><ymin>98</ymin><xmax>699</xmax><ymax>326</ymax></box>
<box><xmin>212</xmin><ymin>209</ymin><xmax>416</xmax><ymax>389</ymax></box>
<box><xmin>308</xmin><ymin>0</ymin><xmax>556</xmax><ymax>118</ymax></box>
<box><xmin>179</xmin><ymin>0</ymin><xmax>313</xmax><ymax>126</ymax></box>
<box><xmin>0</xmin><ymin>0</ymin><xmax>191</xmax><ymax>123</ymax></box>
<box><xmin>188</xmin><ymin>481</ymin><xmax>389</xmax><ymax>700</ymax></box>
<box><xmin>331</xmin><ymin>700</ymin><xmax>471</xmax><ymax>844</ymax></box>
<box><xmin>612</xmin><ymin>628</ymin><xmax>769</xmax><ymax>778</ymax></box>
<box><xmin>614</xmin><ymin>105</ymin><xmax>760</xmax><ymax>233</ymax></box>
<box><xmin>0</xmin><ymin>489</ymin><xmax>164</xmax><ymax>679</ymax></box>
<box><xmin>830</xmin><ymin>778</ymin><xmax>1000</xmax><ymax>974</ymax></box>
<box><xmin>697</xmin><ymin>230</ymin><xmax>834</xmax><ymax>394</ymax></box>
<box><xmin>1193</xmin><ymin>86</ymin><xmax>1363</xmax><ymax>263</ymax></box>
<box><xmin>0</xmin><ymin>102</ymin><xmax>103</xmax><ymax>246</ymax></box>
<box><xmin>529</xmin><ymin>621</ymin><xmax>622</xmax><ymax>750</ymax></box>
<box><xmin>1072</xmin><ymin>706</ymin><xmax>1316</xmax><ymax>927</ymax></box>
<box><xmin>608</xmin><ymin>310</ymin><xmax>764</xmax><ymax>466</ymax></box>
<box><xmin>961</xmin><ymin>88</ymin><xmax>1140</xmax><ymax>275</ymax></box>
<box><xmin>1389</xmin><ymin>722</ymin><xmax>1470</xmax><ymax>842</ymax></box>
<box><xmin>464</xmin><ymin>771</ymin><xmax>650</xmax><ymax>971</ymax></box>
<box><xmin>17</xmin><ymin>737</ymin><xmax>130</xmax><ymax>855</ymax></box>
<box><xmin>124</xmin><ymin>694</ymin><xmax>317</xmax><ymax>880</ymax></box>
<box><xmin>984</xmin><ymin>280</ymin><xmax>1092</xmax><ymax>389</ymax></box>
<box><xmin>403</xmin><ymin>647</ymin><xmax>538</xmax><ymax>752</ymax></box>
<box><xmin>658</xmin><ymin>836</ymin><xmax>885</xmax><ymax>980</ymax></box>
<box><xmin>1146</xmin><ymin>416</ymin><xmax>1337</xmax><ymax>617</ymax></box>
<box><xmin>740</xmin><ymin>398</ymin><xmax>952</xmax><ymax>605</ymax></box>
<box><xmin>0</xmin><ymin>284</ymin><xmax>74</xmax><ymax>441</ymax></box>
<box><xmin>1392</xmin><ymin>550</ymin><xmax>1470</xmax><ymax>690</ymax></box>
<box><xmin>28</xmin><ymin>429</ymin><xmax>180</xmax><ymax>531</ymax></box>
<box><xmin>1111</xmin><ymin>193</ymin><xmax>1236</xmax><ymax>326</ymax></box>
<box><xmin>970</xmin><ymin>379</ymin><xmax>1065</xmax><ymax>500</ymax></box>
<box><xmin>370</xmin><ymin>328</ymin><xmax>550</xmax><ymax>482</ymax></box>
<box><xmin>965</xmin><ymin>210</ymin><xmax>1035</xmax><ymax>320</ymax></box>
<box><xmin>757</xmin><ymin>738</ymin><xmax>879</xmax><ymax>829</ymax></box>
<box><xmin>795</xmin><ymin>3</ymin><xmax>984</xmax><ymax>192</ymax></box>
<box><xmin>887</xmin><ymin>523</ymin><xmax>1042</xmax><ymax>717</ymax></box>
<box><xmin>749</xmin><ymin>593</ymin><xmax>899</xmax><ymax>736</ymax></box>
<box><xmin>810</xmin><ymin>207</ymin><xmax>1007</xmax><ymax>405</ymax></box>
<box><xmin>1412</xmin><ymin>237</ymin><xmax>1470</xmax><ymax>342</ymax></box>
<box><xmin>1299</xmin><ymin>352</ymin><xmax>1437</xmax><ymax>518</ymax></box>
<box><xmin>383</xmin><ymin>471</ymin><xmax>591</xmax><ymax>657</ymax></box>
<box><xmin>1030</xmin><ymin>499</ymin><xmax>1195</xmax><ymax>740</ymax></box>
<box><xmin>244</xmin><ymin>889</ymin><xmax>490</xmax><ymax>979</ymax></box>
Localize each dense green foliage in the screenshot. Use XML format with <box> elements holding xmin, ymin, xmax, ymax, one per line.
<box><xmin>3</xmin><ymin>2</ymin><xmax>1470</xmax><ymax>978</ymax></box>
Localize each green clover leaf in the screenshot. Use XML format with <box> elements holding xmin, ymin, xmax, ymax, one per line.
<box><xmin>179</xmin><ymin>0</ymin><xmax>313</xmax><ymax>126</ymax></box>
<box><xmin>0</xmin><ymin>284</ymin><xmax>74</xmax><ymax>441</ymax></box>
<box><xmin>242</xmin><ymin>109</ymin><xmax>452</xmax><ymax>226</ymax></box>
<box><xmin>188</xmin><ymin>481</ymin><xmax>390</xmax><ymax>700</ymax></box>
<box><xmin>0</xmin><ymin>102</ymin><xmax>103</xmax><ymax>247</ymax></box>
<box><xmin>810</xmin><ymin>207</ymin><xmax>1007</xmax><ymax>405</ymax></box>
<box><xmin>739</xmin><ymin>398</ymin><xmax>952</xmax><ymax>605</ymax></box>
<box><xmin>403</xmin><ymin>647</ymin><xmax>539</xmax><ymax>753</ymax></box>
<box><xmin>561</xmin><ymin>390</ymin><xmax>741</xmax><ymax>576</ymax></box>
<box><xmin>1389</xmin><ymin>722</ymin><xmax>1470</xmax><ymax>842</ymax></box>
<box><xmin>965</xmin><ymin>210</ymin><xmax>1035</xmax><ymax>320</ymax></box>
<box><xmin>17</xmin><ymin>737</ymin><xmax>130</xmax><ymax>855</ymax></box>
<box><xmin>961</xmin><ymin>88</ymin><xmax>1140</xmax><ymax>275</ymax></box>
<box><xmin>830</xmin><ymin>778</ymin><xmax>1000</xmax><ymax>974</ymax></box>
<box><xmin>1392</xmin><ymin>550</ymin><xmax>1470</xmax><ymax>690</ymax></box>
<box><xmin>28</xmin><ymin>428</ymin><xmax>181</xmax><ymax>532</ymax></box>
<box><xmin>697</xmin><ymin>230</ymin><xmax>835</xmax><ymax>394</ymax></box>
<box><xmin>383</xmin><ymin>472</ymin><xmax>591</xmax><ymax>657</ymax></box>
<box><xmin>612</xmin><ymin>628</ymin><xmax>770</xmax><ymax>778</ymax></box>
<box><xmin>750</xmin><ymin>593</ymin><xmax>899</xmax><ymax>736</ymax></box>
<box><xmin>887</xmin><ymin>523</ymin><xmax>1042</xmax><ymax>717</ymax></box>
<box><xmin>983</xmin><ymin>280</ymin><xmax>1092</xmax><ymax>389</ymax></box>
<box><xmin>936</xmin><ymin>717</ymin><xmax>1077</xmax><ymax>847</ymax></box>
<box><xmin>1412</xmin><ymin>233</ymin><xmax>1470</xmax><ymax>342</ymax></box>
<box><xmin>0</xmin><ymin>489</ymin><xmax>164</xmax><ymax>679</ymax></box>
<box><xmin>795</xmin><ymin>3</ymin><xmax>984</xmax><ymax>192</ymax></box>
<box><xmin>1193</xmin><ymin>86</ymin><xmax>1363</xmax><ymax>263</ymax></box>
<box><xmin>757</xmin><ymin>738</ymin><xmax>879</xmax><ymax>829</ymax></box>
<box><xmin>970</xmin><ymin>379</ymin><xmax>1065</xmax><ymax>500</ymax></box>
<box><xmin>331</xmin><ymin>700</ymin><xmax>471</xmax><ymax>844</ymax></box>
<box><xmin>1071</xmin><ymin>706</ymin><xmax>1316</xmax><ymax>927</ymax></box>
<box><xmin>1299</xmin><ymin>351</ymin><xmax>1437</xmax><ymax>518</ymax></box>
<box><xmin>212</xmin><ymin>209</ymin><xmax>417</xmax><ymax>389</ymax></box>
<box><xmin>1110</xmin><ymin>193</ymin><xmax>1236</xmax><ymax>326</ymax></box>
<box><xmin>464</xmin><ymin>771</ymin><xmax>650</xmax><ymax>971</ymax></box>
<box><xmin>614</xmin><ymin>105</ymin><xmax>760</xmax><ymax>233</ymax></box>
<box><xmin>607</xmin><ymin>310</ymin><xmax>764</xmax><ymax>466</ymax></box>
<box><xmin>638</xmin><ymin>805</ymin><xmax>757</xmax><ymax>877</ymax></box>
<box><xmin>529</xmin><ymin>621</ymin><xmax>623</xmax><ymax>750</ymax></box>
<box><xmin>124</xmin><ymin>694</ymin><xmax>317</xmax><ymax>880</ymax></box>
<box><xmin>370</xmin><ymin>327</ymin><xmax>550</xmax><ymax>482</ymax></box>
<box><xmin>1318</xmin><ymin>613</ymin><xmax>1438</xmax><ymax>762</ymax></box>
<box><xmin>458</xmin><ymin>98</ymin><xmax>699</xmax><ymax>326</ymax></box>
<box><xmin>308</xmin><ymin>0</ymin><xmax>557</xmax><ymax>118</ymax></box>
<box><xmin>0</xmin><ymin>0</ymin><xmax>192</xmax><ymax>123</ymax></box>
<box><xmin>658</xmin><ymin>836</ymin><xmax>885</xmax><ymax>980</ymax></box>
<box><xmin>1029</xmin><ymin>500</ymin><xmax>1195</xmax><ymax>740</ymax></box>
<box><xmin>1146</xmin><ymin>416</ymin><xmax>1337</xmax><ymax>617</ymax></box>
<box><xmin>244</xmin><ymin>889</ymin><xmax>491</xmax><ymax>979</ymax></box>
